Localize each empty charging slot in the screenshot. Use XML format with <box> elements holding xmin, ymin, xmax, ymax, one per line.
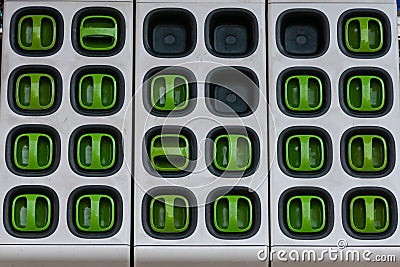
<box><xmin>206</xmin><ymin>67</ymin><xmax>259</xmax><ymax>117</ymax></box>
<box><xmin>277</xmin><ymin>10</ymin><xmax>329</xmax><ymax>57</ymax></box>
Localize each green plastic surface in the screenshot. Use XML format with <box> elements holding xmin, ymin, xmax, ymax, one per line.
<box><xmin>350</xmin><ymin>195</ymin><xmax>389</xmax><ymax>233</ymax></box>
<box><xmin>150</xmin><ymin>195</ymin><xmax>189</xmax><ymax>233</ymax></box>
<box><xmin>150</xmin><ymin>134</ymin><xmax>190</xmax><ymax>171</ymax></box>
<box><xmin>16</xmin><ymin>73</ymin><xmax>55</xmax><ymax>110</ymax></box>
<box><xmin>79</xmin><ymin>74</ymin><xmax>117</xmax><ymax>110</ymax></box>
<box><xmin>285</xmin><ymin>75</ymin><xmax>323</xmax><ymax>112</ymax></box>
<box><xmin>347</xmin><ymin>75</ymin><xmax>385</xmax><ymax>112</ymax></box>
<box><xmin>14</xmin><ymin>133</ymin><xmax>53</xmax><ymax>170</ymax></box>
<box><xmin>77</xmin><ymin>133</ymin><xmax>116</xmax><ymax>170</ymax></box>
<box><xmin>76</xmin><ymin>194</ymin><xmax>115</xmax><ymax>232</ymax></box>
<box><xmin>285</xmin><ymin>135</ymin><xmax>324</xmax><ymax>172</ymax></box>
<box><xmin>345</xmin><ymin>17</ymin><xmax>383</xmax><ymax>53</ymax></box>
<box><xmin>214</xmin><ymin>195</ymin><xmax>253</xmax><ymax>233</ymax></box>
<box><xmin>348</xmin><ymin>135</ymin><xmax>387</xmax><ymax>172</ymax></box>
<box><xmin>286</xmin><ymin>195</ymin><xmax>326</xmax><ymax>233</ymax></box>
<box><xmin>213</xmin><ymin>134</ymin><xmax>252</xmax><ymax>171</ymax></box>
<box><xmin>151</xmin><ymin>75</ymin><xmax>189</xmax><ymax>111</ymax></box>
<box><xmin>18</xmin><ymin>15</ymin><xmax>57</xmax><ymax>51</ymax></box>
<box><xmin>12</xmin><ymin>194</ymin><xmax>51</xmax><ymax>232</ymax></box>
<box><xmin>79</xmin><ymin>15</ymin><xmax>118</xmax><ymax>51</ymax></box>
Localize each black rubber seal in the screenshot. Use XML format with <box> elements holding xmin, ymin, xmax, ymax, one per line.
<box><xmin>277</xmin><ymin>126</ymin><xmax>333</xmax><ymax>178</ymax></box>
<box><xmin>8</xmin><ymin>65</ymin><xmax>63</xmax><ymax>116</ymax></box>
<box><xmin>205</xmin><ymin>8</ymin><xmax>258</xmax><ymax>58</ymax></box>
<box><xmin>142</xmin><ymin>186</ymin><xmax>197</xmax><ymax>240</ymax></box>
<box><xmin>10</xmin><ymin>7</ymin><xmax>64</xmax><ymax>57</ymax></box>
<box><xmin>72</xmin><ymin>7</ymin><xmax>125</xmax><ymax>57</ymax></box>
<box><xmin>278</xmin><ymin>187</ymin><xmax>334</xmax><ymax>240</ymax></box>
<box><xmin>342</xmin><ymin>187</ymin><xmax>397</xmax><ymax>240</ymax></box>
<box><xmin>338</xmin><ymin>9</ymin><xmax>391</xmax><ymax>59</ymax></box>
<box><xmin>67</xmin><ymin>185</ymin><xmax>123</xmax><ymax>239</ymax></box>
<box><xmin>70</xmin><ymin>65</ymin><xmax>125</xmax><ymax>116</ymax></box>
<box><xmin>143</xmin><ymin>66</ymin><xmax>197</xmax><ymax>117</ymax></box>
<box><xmin>339</xmin><ymin>67</ymin><xmax>393</xmax><ymax>118</ymax></box>
<box><xmin>205</xmin><ymin>186</ymin><xmax>261</xmax><ymax>240</ymax></box>
<box><xmin>277</xmin><ymin>67</ymin><xmax>331</xmax><ymax>118</ymax></box>
<box><xmin>6</xmin><ymin>124</ymin><xmax>61</xmax><ymax>177</ymax></box>
<box><xmin>3</xmin><ymin>185</ymin><xmax>59</xmax><ymax>238</ymax></box>
<box><xmin>340</xmin><ymin>126</ymin><xmax>395</xmax><ymax>178</ymax></box>
<box><xmin>143</xmin><ymin>8</ymin><xmax>196</xmax><ymax>58</ymax></box>
<box><xmin>206</xmin><ymin>126</ymin><xmax>260</xmax><ymax>178</ymax></box>
<box><xmin>143</xmin><ymin>126</ymin><xmax>197</xmax><ymax>178</ymax></box>
<box><xmin>68</xmin><ymin>125</ymin><xmax>124</xmax><ymax>177</ymax></box>
<box><xmin>276</xmin><ymin>9</ymin><xmax>329</xmax><ymax>59</ymax></box>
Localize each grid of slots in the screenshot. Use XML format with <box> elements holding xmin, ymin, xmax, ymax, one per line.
<box><xmin>142</xmin><ymin>8</ymin><xmax>262</xmax><ymax>239</ymax></box>
<box><xmin>276</xmin><ymin>8</ymin><xmax>396</xmax><ymax>239</ymax></box>
<box><xmin>5</xmin><ymin>6</ymin><xmax>125</xmax><ymax>238</ymax></box>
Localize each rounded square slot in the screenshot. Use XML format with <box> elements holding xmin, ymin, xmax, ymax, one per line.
<box><xmin>72</xmin><ymin>7</ymin><xmax>125</xmax><ymax>57</ymax></box>
<box><xmin>150</xmin><ymin>134</ymin><xmax>190</xmax><ymax>172</ymax></box>
<box><xmin>213</xmin><ymin>135</ymin><xmax>252</xmax><ymax>171</ymax></box>
<box><xmin>77</xmin><ymin>133</ymin><xmax>116</xmax><ymax>171</ymax></box>
<box><xmin>16</xmin><ymin>73</ymin><xmax>55</xmax><ymax>110</ymax></box>
<box><xmin>206</xmin><ymin>126</ymin><xmax>260</xmax><ymax>178</ymax></box>
<box><xmin>143</xmin><ymin>67</ymin><xmax>197</xmax><ymax>117</ymax></box>
<box><xmin>340</xmin><ymin>68</ymin><xmax>392</xmax><ymax>118</ymax></box>
<box><xmin>142</xmin><ymin>187</ymin><xmax>197</xmax><ymax>239</ymax></box>
<box><xmin>79</xmin><ymin>74</ymin><xmax>117</xmax><ymax>110</ymax></box>
<box><xmin>348</xmin><ymin>135</ymin><xmax>387</xmax><ymax>172</ymax></box>
<box><xmin>67</xmin><ymin>186</ymin><xmax>122</xmax><ymax>238</ymax></box>
<box><xmin>205</xmin><ymin>8</ymin><xmax>258</xmax><ymax>58</ymax></box>
<box><xmin>69</xmin><ymin>125</ymin><xmax>123</xmax><ymax>177</ymax></box>
<box><xmin>4</xmin><ymin>186</ymin><xmax>59</xmax><ymax>238</ymax></box>
<box><xmin>277</xmin><ymin>67</ymin><xmax>331</xmax><ymax>117</ymax></box>
<box><xmin>278</xmin><ymin>127</ymin><xmax>332</xmax><ymax>178</ymax></box>
<box><xmin>276</xmin><ymin>9</ymin><xmax>329</xmax><ymax>58</ymax></box>
<box><xmin>205</xmin><ymin>66</ymin><xmax>259</xmax><ymax>117</ymax></box>
<box><xmin>338</xmin><ymin>9</ymin><xmax>390</xmax><ymax>58</ymax></box>
<box><xmin>144</xmin><ymin>126</ymin><xmax>197</xmax><ymax>178</ymax></box>
<box><xmin>71</xmin><ymin>66</ymin><xmax>124</xmax><ymax>116</ymax></box>
<box><xmin>279</xmin><ymin>187</ymin><xmax>333</xmax><ymax>239</ymax></box>
<box><xmin>143</xmin><ymin>8</ymin><xmax>196</xmax><ymax>58</ymax></box>
<box><xmin>9</xmin><ymin>66</ymin><xmax>62</xmax><ymax>116</ymax></box>
<box><xmin>12</xmin><ymin>194</ymin><xmax>51</xmax><ymax>232</ymax></box>
<box><xmin>149</xmin><ymin>195</ymin><xmax>189</xmax><ymax>233</ymax></box>
<box><xmin>285</xmin><ymin>135</ymin><xmax>324</xmax><ymax>172</ymax></box>
<box><xmin>80</xmin><ymin>16</ymin><xmax>118</xmax><ymax>51</ymax></box>
<box><xmin>76</xmin><ymin>194</ymin><xmax>115</xmax><ymax>232</ymax></box>
<box><xmin>342</xmin><ymin>187</ymin><xmax>397</xmax><ymax>239</ymax></box>
<box><xmin>6</xmin><ymin>125</ymin><xmax>60</xmax><ymax>177</ymax></box>
<box><xmin>286</xmin><ymin>196</ymin><xmax>325</xmax><ymax>233</ymax></box>
<box><xmin>206</xmin><ymin>187</ymin><xmax>261</xmax><ymax>240</ymax></box>
<box><xmin>341</xmin><ymin>127</ymin><xmax>394</xmax><ymax>178</ymax></box>
<box><xmin>14</xmin><ymin>133</ymin><xmax>53</xmax><ymax>171</ymax></box>
<box><xmin>213</xmin><ymin>195</ymin><xmax>253</xmax><ymax>233</ymax></box>
<box><xmin>11</xmin><ymin>7</ymin><xmax>63</xmax><ymax>56</ymax></box>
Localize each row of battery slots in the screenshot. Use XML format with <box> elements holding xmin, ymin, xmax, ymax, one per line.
<box><xmin>142</xmin><ymin>186</ymin><xmax>397</xmax><ymax>240</ymax></box>
<box><xmin>3</xmin><ymin>6</ymin><xmax>392</xmax><ymax>59</ymax></box>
